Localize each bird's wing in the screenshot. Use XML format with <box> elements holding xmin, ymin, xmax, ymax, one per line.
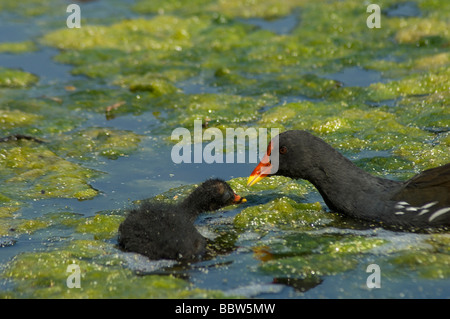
<box><xmin>391</xmin><ymin>163</ymin><xmax>450</xmax><ymax>207</ymax></box>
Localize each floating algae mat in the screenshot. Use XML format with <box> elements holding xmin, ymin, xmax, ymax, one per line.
<box><xmin>0</xmin><ymin>0</ymin><xmax>449</xmax><ymax>299</ymax></box>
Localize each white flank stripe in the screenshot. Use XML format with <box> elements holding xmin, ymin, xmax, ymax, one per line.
<box><xmin>420</xmin><ymin>201</ymin><xmax>438</xmax><ymax>209</ymax></box>
<box><xmin>418</xmin><ymin>209</ymin><xmax>429</xmax><ymax>216</ymax></box>
<box><xmin>428</xmin><ymin>207</ymin><xmax>450</xmax><ymax>222</ymax></box>
<box><xmin>395</xmin><ymin>212</ymin><xmax>405</xmax><ymax>215</ymax></box>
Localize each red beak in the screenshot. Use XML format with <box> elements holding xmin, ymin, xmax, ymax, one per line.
<box><xmin>233</xmin><ymin>193</ymin><xmax>247</xmax><ymax>203</ymax></box>
<box><xmin>247</xmin><ymin>152</ymin><xmax>273</xmax><ymax>186</ymax></box>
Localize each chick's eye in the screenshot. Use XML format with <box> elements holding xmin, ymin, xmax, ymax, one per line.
<box><xmin>280</xmin><ymin>146</ymin><xmax>287</xmax><ymax>154</ymax></box>
<box><xmin>222</xmin><ymin>191</ymin><xmax>232</xmax><ymax>202</ymax></box>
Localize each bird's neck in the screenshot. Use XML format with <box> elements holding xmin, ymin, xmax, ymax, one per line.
<box><xmin>179</xmin><ymin>194</ymin><xmax>205</xmax><ymax>220</ymax></box>
<box><xmin>303</xmin><ymin>144</ymin><xmax>398</xmax><ymax>217</ymax></box>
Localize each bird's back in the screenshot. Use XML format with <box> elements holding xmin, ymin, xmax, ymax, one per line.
<box><xmin>118</xmin><ymin>202</ymin><xmax>206</xmax><ymax>260</ymax></box>
<box><xmin>386</xmin><ymin>163</ymin><xmax>450</xmax><ymax>229</ymax></box>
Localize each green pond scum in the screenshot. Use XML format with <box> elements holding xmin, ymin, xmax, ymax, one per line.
<box><xmin>0</xmin><ymin>68</ymin><xmax>39</xmax><ymax>88</ymax></box>
<box><xmin>0</xmin><ymin>41</ymin><xmax>38</xmax><ymax>54</ymax></box>
<box><xmin>0</xmin><ymin>0</ymin><xmax>449</xmax><ymax>298</ymax></box>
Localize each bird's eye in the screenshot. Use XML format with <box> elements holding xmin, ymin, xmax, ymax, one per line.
<box><xmin>280</xmin><ymin>146</ymin><xmax>287</xmax><ymax>154</ymax></box>
<box><xmin>221</xmin><ymin>191</ymin><xmax>233</xmax><ymax>203</ymax></box>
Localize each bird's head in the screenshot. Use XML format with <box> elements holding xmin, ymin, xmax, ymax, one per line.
<box><xmin>247</xmin><ymin>130</ymin><xmax>316</xmax><ymax>186</ymax></box>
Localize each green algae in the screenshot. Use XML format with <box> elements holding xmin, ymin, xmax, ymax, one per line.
<box><xmin>0</xmin><ymin>215</ymin><xmax>49</xmax><ymax>237</ymax></box>
<box><xmin>258</xmin><ymin>231</ymin><xmax>449</xmax><ymax>281</ymax></box>
<box><xmin>0</xmin><ymin>0</ymin><xmax>448</xmax><ymax>299</ymax></box>
<box><xmin>40</xmin><ymin>211</ymin><xmax>85</xmax><ymax>228</ymax></box>
<box><xmin>0</xmin><ymin>207</ymin><xmax>20</xmax><ymax>218</ymax></box>
<box><xmin>0</xmin><ymin>125</ymin><xmax>142</xmax><ymax>211</ymax></box>
<box><xmin>39</xmin><ymin>0</ymin><xmax>450</xmax><ymax>99</ymax></box>
<box><xmin>268</xmin><ymin>233</ymin><xmax>387</xmax><ymax>257</ymax></box>
<box><xmin>0</xmin><ymin>144</ymin><xmax>99</xmax><ymax>202</ymax></box>
<box><xmin>65</xmin><ymin>87</ymin><xmax>143</xmax><ymax>114</ymax></box>
<box><xmin>367</xmin><ymin>67</ymin><xmax>450</xmax><ymax>100</ymax></box>
<box><xmin>0</xmin><ymin>68</ymin><xmax>38</xmax><ymax>88</ymax></box>
<box><xmin>134</xmin><ymin>0</ymin><xmax>302</xmax><ymax>18</ymax></box>
<box><xmin>42</xmin><ymin>16</ymin><xmax>210</xmax><ymax>52</ymax></box>
<box><xmin>0</xmin><ymin>109</ymin><xmax>41</xmax><ymax>129</ymax></box>
<box><xmin>0</xmin><ymin>97</ymin><xmax>82</xmax><ymax>136</ymax></box>
<box><xmin>394</xmin><ymin>17</ymin><xmax>449</xmax><ymax>45</ymax></box>
<box><xmin>258</xmin><ymin>97</ymin><xmax>448</xmax><ymax>173</ymax></box>
<box><xmin>228</xmin><ymin>176</ymin><xmax>313</xmax><ymax>197</ymax></box>
<box><xmin>427</xmin><ymin>234</ymin><xmax>450</xmax><ymax>254</ymax></box>
<box><xmin>133</xmin><ymin>0</ymin><xmax>214</xmax><ymax>15</ymax></box>
<box><xmin>259</xmin><ymin>253</ymin><xmax>359</xmax><ymax>279</ymax></box>
<box><xmin>38</xmin><ymin>0</ymin><xmax>449</xmax><ymax>164</ymax></box>
<box><xmin>376</xmin><ymin>234</ymin><xmax>450</xmax><ymax>280</ymax></box>
<box><xmin>258</xmin><ymin>233</ymin><xmax>336</xmax><ymax>258</ymax></box>
<box><xmin>210</xmin><ymin>0</ymin><xmax>301</xmax><ymax>19</ymax></box>
<box><xmin>325</xmin><ymin>236</ymin><xmax>388</xmax><ymax>254</ymax></box>
<box><xmin>257</xmin><ymin>233</ymin><xmax>388</xmax><ymax>279</ymax></box>
<box><xmin>387</xmin><ymin>251</ymin><xmax>450</xmax><ymax>280</ymax></box>
<box><xmin>259</xmin><ymin>101</ymin><xmax>427</xmax><ymax>151</ymax></box>
<box><xmin>0</xmin><ymin>0</ymin><xmax>65</xmax><ymax>17</ymax></box>
<box><xmin>53</xmin><ymin>127</ymin><xmax>142</xmax><ymax>161</ymax></box>
<box><xmin>234</xmin><ymin>197</ymin><xmax>327</xmax><ymax>230</ymax></box>
<box><xmin>394</xmin><ymin>92</ymin><xmax>450</xmax><ymax>130</ymax></box>
<box><xmin>0</xmin><ymin>41</ymin><xmax>37</xmax><ymax>54</ymax></box>
<box><xmin>153</xmin><ymin>92</ymin><xmax>278</xmax><ymax>134</ymax></box>
<box><xmin>115</xmin><ymin>74</ymin><xmax>181</xmax><ymax>95</ymax></box>
<box><xmin>354</xmin><ymin>156</ymin><xmax>415</xmax><ymax>179</ymax></box>
<box><xmin>75</xmin><ymin>214</ymin><xmax>125</xmax><ymax>240</ymax></box>
<box><xmin>0</xmin><ymin>239</ymin><xmax>230</xmax><ymax>298</ymax></box>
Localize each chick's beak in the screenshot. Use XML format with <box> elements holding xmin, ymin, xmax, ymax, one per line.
<box><xmin>247</xmin><ymin>153</ymin><xmax>273</xmax><ymax>186</ymax></box>
<box><xmin>233</xmin><ymin>193</ymin><xmax>246</xmax><ymax>204</ymax></box>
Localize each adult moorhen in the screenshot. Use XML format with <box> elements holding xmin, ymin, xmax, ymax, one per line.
<box><xmin>247</xmin><ymin>130</ymin><xmax>450</xmax><ymax>230</ymax></box>
<box><xmin>118</xmin><ymin>178</ymin><xmax>245</xmax><ymax>261</ymax></box>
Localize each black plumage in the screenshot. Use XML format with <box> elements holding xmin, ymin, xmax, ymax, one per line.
<box><xmin>118</xmin><ymin>178</ymin><xmax>244</xmax><ymax>261</ymax></box>
<box><xmin>248</xmin><ymin>130</ymin><xmax>450</xmax><ymax>230</ymax></box>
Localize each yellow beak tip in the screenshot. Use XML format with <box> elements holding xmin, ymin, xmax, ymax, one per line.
<box><xmin>247</xmin><ymin>175</ymin><xmax>264</xmax><ymax>187</ymax></box>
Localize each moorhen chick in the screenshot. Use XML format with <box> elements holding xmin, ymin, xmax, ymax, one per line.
<box><xmin>247</xmin><ymin>130</ymin><xmax>450</xmax><ymax>230</ymax></box>
<box><xmin>118</xmin><ymin>178</ymin><xmax>245</xmax><ymax>261</ymax></box>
